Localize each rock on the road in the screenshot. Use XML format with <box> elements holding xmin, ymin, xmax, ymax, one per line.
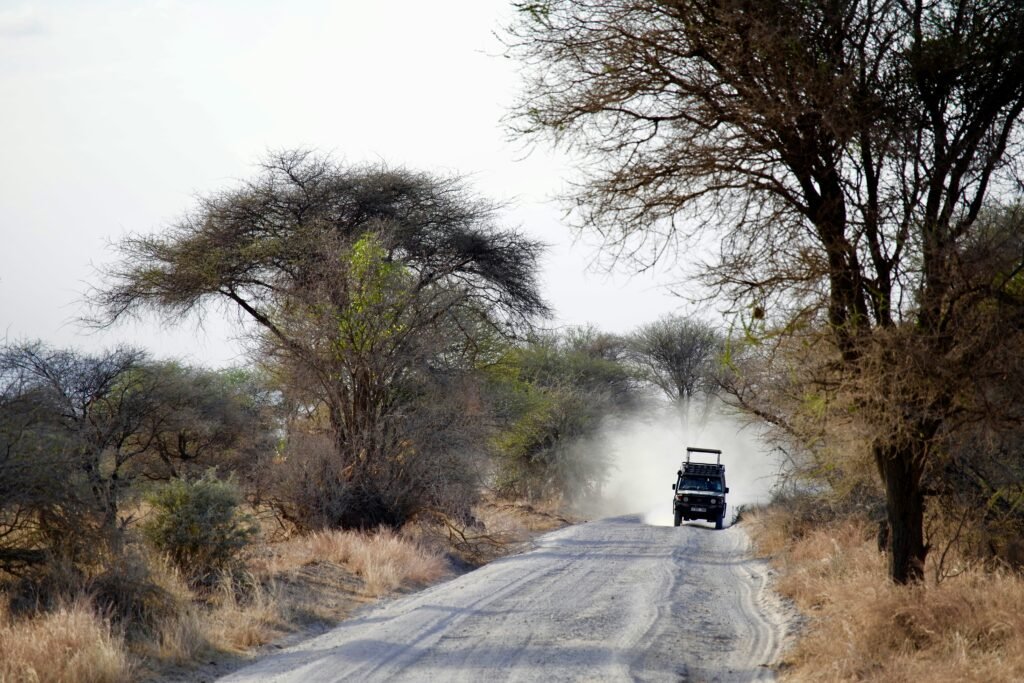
<box><xmin>220</xmin><ymin>515</ymin><xmax>789</xmax><ymax>682</ymax></box>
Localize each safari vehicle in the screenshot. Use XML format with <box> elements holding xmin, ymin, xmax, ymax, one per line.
<box><xmin>672</xmin><ymin>447</ymin><xmax>729</xmax><ymax>530</ymax></box>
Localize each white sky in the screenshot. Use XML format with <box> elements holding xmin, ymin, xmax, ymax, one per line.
<box><xmin>0</xmin><ymin>0</ymin><xmax>689</xmax><ymax>367</ymax></box>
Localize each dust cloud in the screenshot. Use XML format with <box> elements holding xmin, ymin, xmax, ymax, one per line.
<box><xmin>583</xmin><ymin>398</ymin><xmax>780</xmax><ymax>527</ymax></box>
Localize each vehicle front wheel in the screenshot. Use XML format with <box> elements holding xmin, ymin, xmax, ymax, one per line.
<box><xmin>715</xmin><ymin>513</ymin><xmax>724</xmax><ymax>530</ymax></box>
<box><xmin>673</xmin><ymin>510</ymin><xmax>683</xmax><ymax>527</ymax></box>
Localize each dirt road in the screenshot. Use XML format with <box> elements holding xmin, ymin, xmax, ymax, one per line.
<box><xmin>220</xmin><ymin>516</ymin><xmax>789</xmax><ymax>682</ymax></box>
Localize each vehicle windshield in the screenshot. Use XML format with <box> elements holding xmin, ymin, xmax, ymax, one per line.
<box><xmin>679</xmin><ymin>476</ymin><xmax>722</xmax><ymax>493</ymax></box>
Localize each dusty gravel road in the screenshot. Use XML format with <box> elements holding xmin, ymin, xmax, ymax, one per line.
<box><xmin>220</xmin><ymin>515</ymin><xmax>789</xmax><ymax>682</ymax></box>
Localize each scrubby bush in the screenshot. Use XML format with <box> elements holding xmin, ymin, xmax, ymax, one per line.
<box><xmin>488</xmin><ymin>328</ymin><xmax>642</xmax><ymax>502</ymax></box>
<box><xmin>255</xmin><ymin>433</ymin><xmax>354</xmax><ymax>532</ymax></box>
<box><xmin>142</xmin><ymin>472</ymin><xmax>256</xmax><ymax>585</ymax></box>
<box><xmin>0</xmin><ymin>343</ymin><xmax>275</xmax><ymax>585</ymax></box>
<box><xmin>258</xmin><ymin>426</ymin><xmax>481</xmax><ymax>532</ymax></box>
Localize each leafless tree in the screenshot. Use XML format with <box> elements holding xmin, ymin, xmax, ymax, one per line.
<box><xmin>507</xmin><ymin>0</ymin><xmax>1024</xmax><ymax>582</ymax></box>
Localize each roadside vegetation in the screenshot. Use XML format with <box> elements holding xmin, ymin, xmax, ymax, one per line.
<box><xmin>0</xmin><ymin>150</ymin><xmax>722</xmax><ymax>681</ymax></box>
<box><xmin>508</xmin><ymin>0</ymin><xmax>1024</xmax><ymax>585</ymax></box>
<box><xmin>0</xmin><ymin>493</ymin><xmax>568</xmax><ymax>683</ymax></box>
<box><xmin>748</xmin><ymin>502</ymin><xmax>1024</xmax><ymax>682</ymax></box>
<box><xmin>0</xmin><ymin>334</ymin><xmax>600</xmax><ymax>683</ymax></box>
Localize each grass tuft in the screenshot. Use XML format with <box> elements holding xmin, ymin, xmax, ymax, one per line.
<box><xmin>203</xmin><ymin>575</ymin><xmax>288</xmax><ymax>651</ymax></box>
<box><xmin>307</xmin><ymin>528</ymin><xmax>449</xmax><ymax>596</ymax></box>
<box><xmin>251</xmin><ymin>526</ymin><xmax>448</xmax><ymax>598</ymax></box>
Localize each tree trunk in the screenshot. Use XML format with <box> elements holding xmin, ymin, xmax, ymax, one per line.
<box><xmin>875</xmin><ymin>441</ymin><xmax>929</xmax><ymax>584</ymax></box>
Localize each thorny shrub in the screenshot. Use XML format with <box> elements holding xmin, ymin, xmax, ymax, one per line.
<box><xmin>142</xmin><ymin>471</ymin><xmax>257</xmax><ymax>586</ymax></box>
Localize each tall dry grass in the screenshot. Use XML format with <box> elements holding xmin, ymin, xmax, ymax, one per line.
<box><xmin>747</xmin><ymin>507</ymin><xmax>1024</xmax><ymax>682</ymax></box>
<box><xmin>139</xmin><ymin>557</ymin><xmax>287</xmax><ymax>663</ymax></box>
<box><xmin>0</xmin><ymin>597</ymin><xmax>132</xmax><ymax>683</ymax></box>
<box><xmin>0</xmin><ymin>525</ymin><xmax>444</xmax><ymax>681</ymax></box>
<box><xmin>252</xmin><ymin>526</ymin><xmax>448</xmax><ymax>597</ymax></box>
<box><xmin>203</xmin><ymin>575</ymin><xmax>288</xmax><ymax>651</ymax></box>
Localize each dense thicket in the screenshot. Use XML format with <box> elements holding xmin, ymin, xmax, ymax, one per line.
<box><xmin>0</xmin><ymin>343</ymin><xmax>272</xmax><ymax>578</ymax></box>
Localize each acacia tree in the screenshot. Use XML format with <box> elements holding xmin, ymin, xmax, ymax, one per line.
<box><xmin>628</xmin><ymin>315</ymin><xmax>722</xmax><ymax>403</ymax></box>
<box><xmin>92</xmin><ymin>151</ymin><xmax>548</xmax><ymax>528</ymax></box>
<box><xmin>508</xmin><ymin>0</ymin><xmax>1024</xmax><ymax>582</ymax></box>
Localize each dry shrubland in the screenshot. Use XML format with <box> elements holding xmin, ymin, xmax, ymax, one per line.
<box><xmin>0</xmin><ymin>334</ymin><xmax>587</xmax><ymax>682</ymax></box>
<box><xmin>0</xmin><ymin>497</ymin><xmax>572</xmax><ymax>683</ymax></box>
<box><xmin>0</xmin><ymin>551</ymin><xmax>290</xmax><ymax>682</ymax></box>
<box><xmin>747</xmin><ymin>506</ymin><xmax>1024</xmax><ymax>682</ymax></box>
<box><xmin>0</xmin><ymin>533</ymin><xmax>442</xmax><ymax>682</ymax></box>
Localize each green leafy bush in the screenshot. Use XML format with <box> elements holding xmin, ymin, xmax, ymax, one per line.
<box><xmin>142</xmin><ymin>471</ymin><xmax>256</xmax><ymax>584</ymax></box>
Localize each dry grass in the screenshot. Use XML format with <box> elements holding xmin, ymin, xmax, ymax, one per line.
<box><xmin>0</xmin><ymin>597</ymin><xmax>132</xmax><ymax>683</ymax></box>
<box><xmin>1</xmin><ymin>498</ymin><xmax>571</xmax><ymax>681</ymax></box>
<box><xmin>478</xmin><ymin>498</ymin><xmax>575</xmax><ymax>534</ymax></box>
<box><xmin>405</xmin><ymin>499</ymin><xmax>578</xmax><ymax>566</ymax></box>
<box><xmin>130</xmin><ymin>556</ymin><xmax>207</xmax><ymax>667</ymax></box>
<box><xmin>144</xmin><ymin>605</ymin><xmax>207</xmax><ymax>667</ymax></box>
<box><xmin>747</xmin><ymin>506</ymin><xmax>1024</xmax><ymax>682</ymax></box>
<box><xmin>138</xmin><ymin>558</ymin><xmax>287</xmax><ymax>665</ymax></box>
<box><xmin>202</xmin><ymin>577</ymin><xmax>288</xmax><ymax>652</ymax></box>
<box><xmin>250</xmin><ymin>526</ymin><xmax>449</xmax><ymax>597</ymax></box>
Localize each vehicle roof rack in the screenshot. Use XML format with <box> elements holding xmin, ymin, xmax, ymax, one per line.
<box><xmin>680</xmin><ymin>462</ymin><xmax>723</xmax><ymax>477</ymax></box>
<box><xmin>685</xmin><ymin>446</ymin><xmax>722</xmax><ymax>464</ymax></box>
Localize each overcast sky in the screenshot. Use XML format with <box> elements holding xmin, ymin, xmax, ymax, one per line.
<box><xmin>0</xmin><ymin>0</ymin><xmax>691</xmax><ymax>367</ymax></box>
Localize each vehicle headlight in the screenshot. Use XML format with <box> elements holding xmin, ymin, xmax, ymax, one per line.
<box><xmin>682</xmin><ymin>496</ymin><xmax>688</xmax><ymax>502</ymax></box>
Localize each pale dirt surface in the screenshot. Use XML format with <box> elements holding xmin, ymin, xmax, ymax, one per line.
<box><xmin>218</xmin><ymin>515</ymin><xmax>790</xmax><ymax>682</ymax></box>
